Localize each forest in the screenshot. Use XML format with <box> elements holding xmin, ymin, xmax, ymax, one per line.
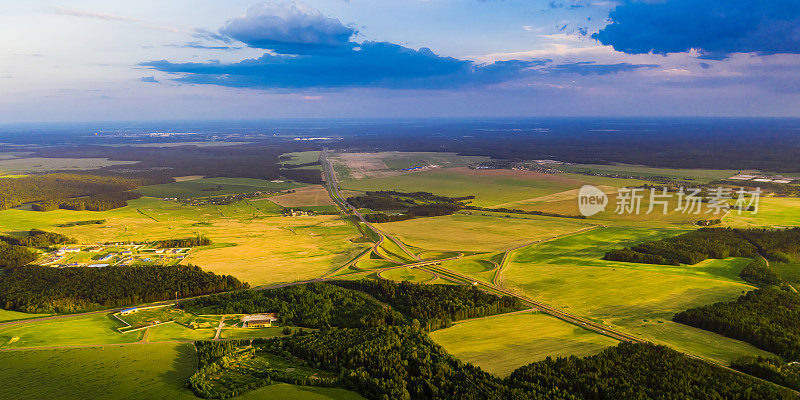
<box><xmin>182</xmin><ymin>282</ymin><xmax>403</xmax><ymax>329</ymax></box>
<box><xmin>153</xmin><ymin>235</ymin><xmax>212</xmax><ymax>248</ymax></box>
<box><xmin>189</xmin><ymin>327</ymin><xmax>790</xmax><ymax>400</ymax></box>
<box><xmin>730</xmin><ymin>355</ymin><xmax>800</xmax><ymax>392</ymax></box>
<box><xmin>330</xmin><ymin>280</ymin><xmax>525</xmax><ymax>330</ymax></box>
<box><xmin>673</xmin><ymin>287</ymin><xmax>800</xmax><ymax>361</ymax></box>
<box><xmin>604</xmin><ymin>228</ymin><xmax>800</xmax><ymax>266</ymax></box>
<box><xmin>0</xmin><ymin>264</ymin><xmax>246</xmax><ymax>313</ymax></box>
<box><xmin>347</xmin><ymin>191</ymin><xmax>468</xmax><ymax>223</ymax></box>
<box><xmin>32</xmin><ymin>191</ymin><xmax>142</xmax><ymax>212</ymax></box>
<box><xmin>0</xmin><ymin>173</ymin><xmax>146</xmax><ymax>210</ymax></box>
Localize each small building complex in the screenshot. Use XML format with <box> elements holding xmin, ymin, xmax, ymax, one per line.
<box><xmin>241</xmin><ymin>313</ymin><xmax>278</xmax><ymax>328</ymax></box>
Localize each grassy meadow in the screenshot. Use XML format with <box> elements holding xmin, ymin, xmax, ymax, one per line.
<box><xmin>429</xmin><ymin>311</ymin><xmax>618</xmax><ymax>377</ymax></box>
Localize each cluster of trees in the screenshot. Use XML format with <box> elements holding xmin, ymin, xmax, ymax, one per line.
<box><xmin>0</xmin><ymin>229</ymin><xmax>73</xmax><ymax>247</ymax></box>
<box><xmin>154</xmin><ymin>235</ymin><xmax>212</xmax><ymax>248</ymax></box>
<box><xmin>0</xmin><ymin>242</ymin><xmax>37</xmax><ymax>268</ymax></box>
<box><xmin>57</xmin><ymin>219</ymin><xmax>106</xmax><ymax>227</ymax></box>
<box><xmin>0</xmin><ymin>173</ymin><xmax>145</xmax><ymax>210</ymax></box>
<box><xmin>604</xmin><ymin>228</ymin><xmax>800</xmax><ymax>266</ymax></box>
<box><xmin>332</xmin><ymin>280</ymin><xmax>524</xmax><ymax>331</ymax></box>
<box><xmin>508</xmin><ymin>342</ymin><xmax>789</xmax><ymax>399</ymax></box>
<box><xmin>731</xmin><ymin>355</ymin><xmax>800</xmax><ymax>391</ymax></box>
<box><xmin>32</xmin><ymin>191</ymin><xmax>142</xmax><ymax>212</ymax></box>
<box><xmin>182</xmin><ymin>283</ymin><xmax>403</xmax><ymax>329</ymax></box>
<box><xmin>189</xmin><ymin>339</ymin><xmax>339</xmax><ymax>399</ymax></box>
<box><xmin>348</xmin><ymin>191</ymin><xmax>468</xmax><ymax>223</ymax></box>
<box><xmin>190</xmin><ymin>327</ymin><xmax>789</xmax><ymax>400</ymax></box>
<box><xmin>738</xmin><ymin>257</ymin><xmax>784</xmax><ymax>286</ymax></box>
<box><xmin>673</xmin><ymin>287</ymin><xmax>800</xmax><ymax>360</ymax></box>
<box><xmin>280</xmin><ymin>168</ymin><xmax>323</xmax><ymax>184</ymax></box>
<box><xmin>0</xmin><ymin>264</ymin><xmax>246</xmax><ymax>313</ymax></box>
<box><xmin>604</xmin><ymin>228</ymin><xmax>761</xmax><ymax>266</ymax></box>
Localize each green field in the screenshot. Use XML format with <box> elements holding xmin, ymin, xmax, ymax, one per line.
<box><xmin>0</xmin><ymin>343</ymin><xmax>365</xmax><ymax>400</ymax></box>
<box><xmin>145</xmin><ymin>322</ymin><xmax>216</xmax><ymax>342</ymax></box>
<box><xmin>281</xmin><ymin>151</ymin><xmax>322</xmax><ymax>165</ymax></box>
<box><xmin>502</xmin><ymin>226</ymin><xmax>774</xmax><ymax>363</ymax></box>
<box><xmin>724</xmin><ymin>196</ymin><xmax>800</xmax><ymax>227</ymax></box>
<box><xmin>0</xmin><ymin>314</ymin><xmax>141</xmax><ymax>349</ymax></box>
<box><xmin>430</xmin><ymin>311</ymin><xmax>618</xmax><ymax>377</ymax></box>
<box><xmin>377</xmin><ymin>212</ymin><xmax>593</xmax><ymax>252</ymax></box>
<box><xmin>136</xmin><ymin>177</ymin><xmax>304</xmax><ymax>199</ymax></box>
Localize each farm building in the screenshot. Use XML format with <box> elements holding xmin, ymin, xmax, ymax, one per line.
<box><xmin>241</xmin><ymin>313</ymin><xmax>278</xmax><ymax>328</ymax></box>
<box><xmin>120</xmin><ymin>307</ymin><xmax>138</xmax><ymax>316</ymax></box>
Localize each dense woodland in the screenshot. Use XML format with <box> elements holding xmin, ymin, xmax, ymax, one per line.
<box><xmin>347</xmin><ymin>191</ymin><xmax>468</xmax><ymax>223</ymax></box>
<box><xmin>604</xmin><ymin>228</ymin><xmax>800</xmax><ymax>266</ymax></box>
<box><xmin>182</xmin><ymin>283</ymin><xmax>403</xmax><ymax>329</ymax></box>
<box><xmin>0</xmin><ymin>264</ymin><xmax>246</xmax><ymax>313</ymax></box>
<box><xmin>0</xmin><ymin>242</ymin><xmax>37</xmax><ymax>268</ymax></box>
<box><xmin>189</xmin><ymin>327</ymin><xmax>790</xmax><ymax>400</ymax></box>
<box><xmin>0</xmin><ymin>173</ymin><xmax>146</xmax><ymax>210</ymax></box>
<box><xmin>32</xmin><ymin>191</ymin><xmax>142</xmax><ymax>212</ymax></box>
<box><xmin>508</xmin><ymin>342</ymin><xmax>789</xmax><ymax>400</ymax></box>
<box><xmin>154</xmin><ymin>235</ymin><xmax>212</xmax><ymax>248</ymax></box>
<box><xmin>730</xmin><ymin>355</ymin><xmax>800</xmax><ymax>392</ymax></box>
<box><xmin>673</xmin><ymin>287</ymin><xmax>800</xmax><ymax>361</ymax></box>
<box><xmin>331</xmin><ymin>280</ymin><xmax>524</xmax><ymax>330</ymax></box>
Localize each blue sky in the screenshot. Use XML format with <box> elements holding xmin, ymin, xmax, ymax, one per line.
<box><xmin>1</xmin><ymin>0</ymin><xmax>799</xmax><ymax>122</ymax></box>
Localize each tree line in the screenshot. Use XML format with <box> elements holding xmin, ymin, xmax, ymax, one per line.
<box><xmin>32</xmin><ymin>191</ymin><xmax>142</xmax><ymax>212</ymax></box>
<box><xmin>182</xmin><ymin>282</ymin><xmax>403</xmax><ymax>329</ymax></box>
<box><xmin>347</xmin><ymin>191</ymin><xmax>468</xmax><ymax>223</ymax></box>
<box><xmin>673</xmin><ymin>287</ymin><xmax>800</xmax><ymax>361</ymax></box>
<box><xmin>0</xmin><ymin>228</ymin><xmax>74</xmax><ymax>247</ymax></box>
<box><xmin>330</xmin><ymin>279</ymin><xmax>525</xmax><ymax>331</ymax></box>
<box><xmin>604</xmin><ymin>227</ymin><xmax>800</xmax><ymax>266</ymax></box>
<box><xmin>154</xmin><ymin>235</ymin><xmax>212</xmax><ymax>248</ymax></box>
<box><xmin>0</xmin><ymin>264</ymin><xmax>246</xmax><ymax>313</ymax></box>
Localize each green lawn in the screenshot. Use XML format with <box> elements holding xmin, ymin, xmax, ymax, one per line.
<box><xmin>724</xmin><ymin>196</ymin><xmax>800</xmax><ymax>227</ymax></box>
<box><xmin>378</xmin><ymin>267</ymin><xmax>436</xmax><ymax>283</ymax></box>
<box><xmin>136</xmin><ymin>177</ymin><xmax>304</xmax><ymax>199</ymax></box>
<box><xmin>502</xmin><ymin>226</ymin><xmax>772</xmax><ymax>364</ymax></box>
<box><xmin>430</xmin><ymin>311</ymin><xmax>618</xmax><ymax>377</ymax></box>
<box><xmin>235</xmin><ymin>384</ymin><xmax>365</xmax><ymax>400</ymax></box>
<box><xmin>146</xmin><ymin>322</ymin><xmax>216</xmax><ymax>342</ymax></box>
<box><xmin>0</xmin><ymin>314</ymin><xmax>141</xmax><ymax>349</ymax></box>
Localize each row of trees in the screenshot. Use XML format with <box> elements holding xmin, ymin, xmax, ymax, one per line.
<box><xmin>331</xmin><ymin>280</ymin><xmax>525</xmax><ymax>331</ymax></box>
<box><xmin>0</xmin><ymin>173</ymin><xmax>144</xmax><ymax>210</ymax></box>
<box><xmin>182</xmin><ymin>282</ymin><xmax>404</xmax><ymax>329</ymax></box>
<box><xmin>731</xmin><ymin>355</ymin><xmax>800</xmax><ymax>392</ymax></box>
<box><xmin>673</xmin><ymin>287</ymin><xmax>800</xmax><ymax>360</ymax></box>
<box><xmin>154</xmin><ymin>235</ymin><xmax>212</xmax><ymax>248</ymax></box>
<box><xmin>348</xmin><ymin>191</ymin><xmax>469</xmax><ymax>223</ymax></box>
<box><xmin>0</xmin><ymin>264</ymin><xmax>246</xmax><ymax>313</ymax></box>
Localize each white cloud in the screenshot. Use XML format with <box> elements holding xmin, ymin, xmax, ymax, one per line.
<box><xmin>53</xmin><ymin>7</ymin><xmax>181</xmax><ymax>33</ymax></box>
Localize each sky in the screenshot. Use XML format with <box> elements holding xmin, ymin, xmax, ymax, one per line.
<box><xmin>1</xmin><ymin>0</ymin><xmax>799</xmax><ymax>122</ymax></box>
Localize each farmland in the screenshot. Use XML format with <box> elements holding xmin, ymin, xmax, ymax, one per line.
<box><xmin>430</xmin><ymin>311</ymin><xmax>618</xmax><ymax>377</ymax></box>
